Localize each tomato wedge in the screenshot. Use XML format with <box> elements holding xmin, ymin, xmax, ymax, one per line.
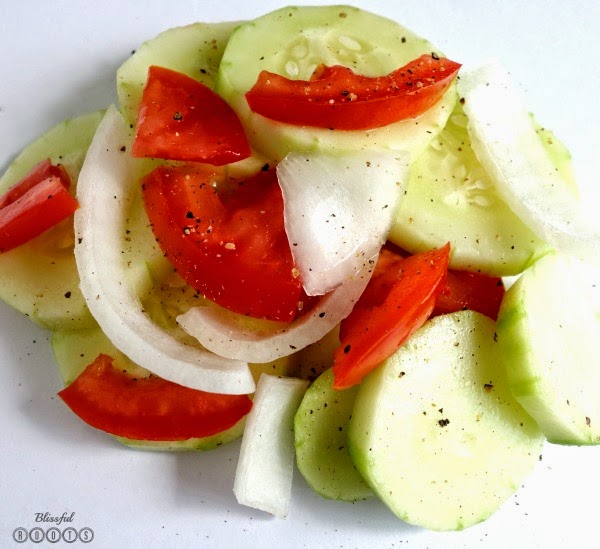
<box><xmin>246</xmin><ymin>54</ymin><xmax>461</xmax><ymax>130</ymax></box>
<box><xmin>58</xmin><ymin>354</ymin><xmax>253</xmax><ymax>441</ymax></box>
<box><xmin>141</xmin><ymin>164</ymin><xmax>307</xmax><ymax>322</ymax></box>
<box><xmin>434</xmin><ymin>269</ymin><xmax>505</xmax><ymax>320</ymax></box>
<box><xmin>0</xmin><ymin>159</ymin><xmax>78</xmax><ymax>253</ymax></box>
<box><xmin>0</xmin><ymin>158</ymin><xmax>70</xmax><ymax>208</ymax></box>
<box><xmin>332</xmin><ymin>243</ymin><xmax>450</xmax><ymax>389</ymax></box>
<box><xmin>131</xmin><ymin>66</ymin><xmax>251</xmax><ymax>165</ymax></box>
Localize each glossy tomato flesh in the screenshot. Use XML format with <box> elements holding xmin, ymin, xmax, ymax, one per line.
<box><xmin>0</xmin><ymin>158</ymin><xmax>70</xmax><ymax>209</ymax></box>
<box><xmin>58</xmin><ymin>354</ymin><xmax>253</xmax><ymax>441</ymax></box>
<box><xmin>132</xmin><ymin>65</ymin><xmax>251</xmax><ymax>165</ymax></box>
<box><xmin>434</xmin><ymin>269</ymin><xmax>505</xmax><ymax>320</ymax></box>
<box><xmin>246</xmin><ymin>54</ymin><xmax>461</xmax><ymax>130</ymax></box>
<box><xmin>333</xmin><ymin>243</ymin><xmax>450</xmax><ymax>389</ymax></box>
<box><xmin>141</xmin><ymin>164</ymin><xmax>307</xmax><ymax>322</ymax></box>
<box><xmin>0</xmin><ymin>160</ymin><xmax>77</xmax><ymax>253</ymax></box>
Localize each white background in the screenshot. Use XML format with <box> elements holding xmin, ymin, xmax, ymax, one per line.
<box><xmin>1</xmin><ymin>1</ymin><xmax>599</xmax><ymax>548</ymax></box>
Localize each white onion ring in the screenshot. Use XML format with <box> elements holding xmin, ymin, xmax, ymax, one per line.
<box><xmin>74</xmin><ymin>105</ymin><xmax>255</xmax><ymax>395</ymax></box>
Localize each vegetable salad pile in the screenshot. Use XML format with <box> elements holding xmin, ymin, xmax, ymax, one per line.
<box><xmin>1</xmin><ymin>4</ymin><xmax>599</xmax><ymax>532</ymax></box>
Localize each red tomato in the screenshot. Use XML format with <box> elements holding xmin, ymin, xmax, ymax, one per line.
<box><xmin>131</xmin><ymin>66</ymin><xmax>251</xmax><ymax>166</ymax></box>
<box><xmin>141</xmin><ymin>164</ymin><xmax>307</xmax><ymax>322</ymax></box>
<box><xmin>0</xmin><ymin>158</ymin><xmax>70</xmax><ymax>209</ymax></box>
<box><xmin>58</xmin><ymin>354</ymin><xmax>253</xmax><ymax>441</ymax></box>
<box><xmin>0</xmin><ymin>160</ymin><xmax>78</xmax><ymax>253</ymax></box>
<box><xmin>434</xmin><ymin>269</ymin><xmax>505</xmax><ymax>320</ymax></box>
<box><xmin>245</xmin><ymin>54</ymin><xmax>461</xmax><ymax>130</ymax></box>
<box><xmin>333</xmin><ymin>243</ymin><xmax>450</xmax><ymax>389</ymax></box>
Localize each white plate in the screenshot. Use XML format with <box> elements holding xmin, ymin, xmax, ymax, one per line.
<box><xmin>1</xmin><ymin>1</ymin><xmax>599</xmax><ymax>547</ymax></box>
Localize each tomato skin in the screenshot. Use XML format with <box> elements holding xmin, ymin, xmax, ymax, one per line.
<box><xmin>434</xmin><ymin>269</ymin><xmax>505</xmax><ymax>320</ymax></box>
<box><xmin>0</xmin><ymin>158</ymin><xmax>70</xmax><ymax>208</ymax></box>
<box><xmin>333</xmin><ymin>244</ymin><xmax>450</xmax><ymax>389</ymax></box>
<box><xmin>58</xmin><ymin>354</ymin><xmax>253</xmax><ymax>441</ymax></box>
<box><xmin>141</xmin><ymin>164</ymin><xmax>306</xmax><ymax>322</ymax></box>
<box><xmin>0</xmin><ymin>160</ymin><xmax>77</xmax><ymax>253</ymax></box>
<box><xmin>131</xmin><ymin>66</ymin><xmax>251</xmax><ymax>166</ymax></box>
<box><xmin>246</xmin><ymin>54</ymin><xmax>461</xmax><ymax>130</ymax></box>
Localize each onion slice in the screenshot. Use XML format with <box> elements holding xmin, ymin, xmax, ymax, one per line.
<box><xmin>458</xmin><ymin>60</ymin><xmax>600</xmax><ymax>265</ymax></box>
<box><xmin>233</xmin><ymin>374</ymin><xmax>309</xmax><ymax>518</ymax></box>
<box><xmin>177</xmin><ymin>262</ymin><xmax>375</xmax><ymax>363</ymax></box>
<box><xmin>74</xmin><ymin>105</ymin><xmax>255</xmax><ymax>395</ymax></box>
<box><xmin>276</xmin><ymin>150</ymin><xmax>410</xmax><ymax>296</ymax></box>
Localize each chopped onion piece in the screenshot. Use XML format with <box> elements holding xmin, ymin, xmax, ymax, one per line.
<box><xmin>74</xmin><ymin>105</ymin><xmax>255</xmax><ymax>395</ymax></box>
<box><xmin>458</xmin><ymin>60</ymin><xmax>600</xmax><ymax>265</ymax></box>
<box><xmin>177</xmin><ymin>262</ymin><xmax>375</xmax><ymax>363</ymax></box>
<box><xmin>233</xmin><ymin>374</ymin><xmax>309</xmax><ymax>518</ymax></box>
<box><xmin>277</xmin><ymin>150</ymin><xmax>410</xmax><ymax>295</ymax></box>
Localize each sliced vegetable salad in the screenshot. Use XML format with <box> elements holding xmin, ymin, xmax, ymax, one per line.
<box><xmin>1</xmin><ymin>2</ymin><xmax>600</xmax><ymax>537</ymax></box>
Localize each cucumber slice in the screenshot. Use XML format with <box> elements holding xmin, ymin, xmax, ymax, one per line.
<box><xmin>51</xmin><ymin>323</ymin><xmax>144</xmax><ymax>386</ymax></box>
<box><xmin>117</xmin><ymin>20</ymin><xmax>241</xmax><ymax>125</ymax></box>
<box><xmin>294</xmin><ymin>368</ymin><xmax>373</xmax><ymax>502</ymax></box>
<box><xmin>348</xmin><ymin>311</ymin><xmax>544</xmax><ymax>531</ymax></box>
<box><xmin>388</xmin><ymin>103</ymin><xmax>576</xmax><ymax>276</ymax></box>
<box><xmin>497</xmin><ymin>252</ymin><xmax>600</xmax><ymax>445</ymax></box>
<box><xmin>112</xmin><ymin>423</ymin><xmax>245</xmax><ymax>452</ymax></box>
<box><xmin>0</xmin><ymin>112</ymin><xmax>103</xmax><ymax>330</ymax></box>
<box><xmin>51</xmin><ymin>323</ymin><xmax>246</xmax><ymax>451</ymax></box>
<box><xmin>457</xmin><ymin>61</ymin><xmax>599</xmax><ymax>266</ymax></box>
<box><xmin>215</xmin><ymin>5</ymin><xmax>456</xmax><ymax>163</ymax></box>
<box><xmin>0</xmin><ymin>110</ymin><xmax>169</xmax><ymax>330</ymax></box>
<box><xmin>0</xmin><ymin>112</ymin><xmax>103</xmax><ymax>188</ymax></box>
<box><xmin>292</xmin><ymin>325</ymin><xmax>340</xmax><ymax>382</ymax></box>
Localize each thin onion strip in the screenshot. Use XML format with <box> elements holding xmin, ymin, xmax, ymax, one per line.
<box><xmin>177</xmin><ymin>262</ymin><xmax>376</xmax><ymax>363</ymax></box>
